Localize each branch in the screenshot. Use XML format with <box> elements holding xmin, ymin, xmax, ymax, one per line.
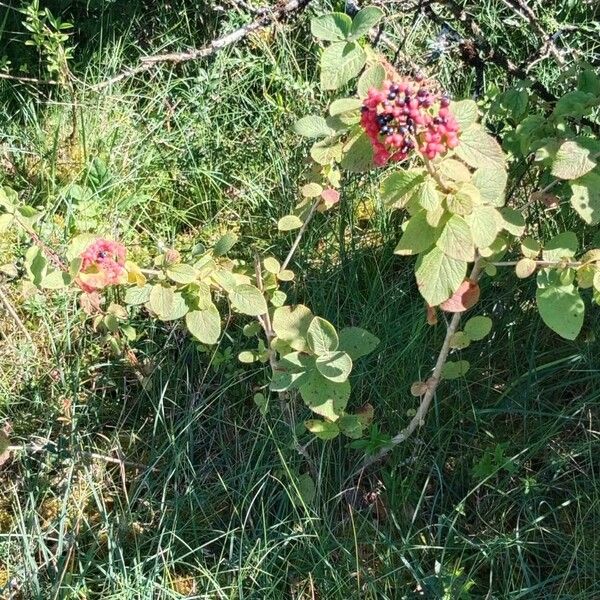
<box><xmin>93</xmin><ymin>0</ymin><xmax>314</xmax><ymax>90</ymax></box>
<box><xmin>281</xmin><ymin>198</ymin><xmax>321</xmax><ymax>271</ymax></box>
<box><xmin>357</xmin><ymin>257</ymin><xmax>484</xmax><ymax>472</ymax></box>
<box><xmin>0</xmin><ymin>285</ymin><xmax>33</xmax><ymax>344</ymax></box>
<box><xmin>492</xmin><ymin>259</ymin><xmax>582</xmax><ymax>268</ymax></box>
<box><xmin>0</xmin><ymin>72</ymin><xmax>58</xmax><ymax>85</ymax></box>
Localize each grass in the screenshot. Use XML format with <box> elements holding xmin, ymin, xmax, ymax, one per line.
<box><xmin>1</xmin><ymin>0</ymin><xmax>600</xmax><ymax>598</ymax></box>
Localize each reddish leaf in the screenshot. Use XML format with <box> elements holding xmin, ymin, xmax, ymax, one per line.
<box><xmin>426</xmin><ymin>305</ymin><xmax>438</xmax><ymax>326</ymax></box>
<box><xmin>321</xmin><ymin>187</ymin><xmax>340</xmax><ymax>208</ymax></box>
<box><xmin>356</xmin><ymin>403</ymin><xmax>374</xmax><ymax>426</ymax></box>
<box><xmin>440</xmin><ymin>280</ymin><xmax>480</xmax><ymax>313</ymax></box>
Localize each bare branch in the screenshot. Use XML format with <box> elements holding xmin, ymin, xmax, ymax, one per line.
<box><xmin>94</xmin><ymin>0</ymin><xmax>314</xmax><ymax>90</ymax></box>
<box><xmin>357</xmin><ymin>257</ymin><xmax>484</xmax><ymax>473</ymax></box>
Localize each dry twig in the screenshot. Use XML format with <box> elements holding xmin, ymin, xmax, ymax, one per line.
<box><xmin>94</xmin><ymin>0</ymin><xmax>314</xmax><ymax>90</ymax></box>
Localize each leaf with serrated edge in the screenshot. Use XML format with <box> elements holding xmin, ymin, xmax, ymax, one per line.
<box><xmin>455</xmin><ymin>125</ymin><xmax>506</xmax><ymax>170</ymax></box>
<box><xmin>357</xmin><ymin>63</ymin><xmax>385</xmax><ymax>97</ymax></box>
<box><xmin>551</xmin><ymin>139</ymin><xmax>597</xmax><ymax>180</ymax></box>
<box><xmin>451</xmin><ymin>99</ymin><xmax>478</xmax><ymax>130</ymax></box>
<box><xmin>436</xmin><ymin>215</ymin><xmax>475</xmax><ymax>261</ymax></box>
<box><xmin>310</xmin><ymin>12</ymin><xmax>352</xmax><ymax>41</ymax></box>
<box><xmin>466</xmin><ymin>206</ymin><xmax>501</xmax><ymax>249</ymax></box>
<box><xmin>395</xmin><ymin>211</ymin><xmax>439</xmax><ymax>256</ymax></box>
<box><xmin>320</xmin><ymin>42</ymin><xmax>366</xmax><ymax>91</ymax></box>
<box><xmin>186</xmin><ymin>305</ymin><xmax>221</xmax><ymax>344</ymax></box>
<box><xmin>416</xmin><ymin>246</ymin><xmax>467</xmax><ymax>306</ymax></box>
<box><xmin>472</xmin><ymin>167</ymin><xmax>507</xmax><ymax>207</ymax></box>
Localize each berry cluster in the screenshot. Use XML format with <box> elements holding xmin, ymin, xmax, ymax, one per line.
<box><xmin>360</xmin><ymin>77</ymin><xmax>460</xmax><ymax>166</ymax></box>
<box><xmin>78</xmin><ymin>239</ymin><xmax>127</xmax><ymax>292</ymax></box>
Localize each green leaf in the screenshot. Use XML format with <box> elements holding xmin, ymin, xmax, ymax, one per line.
<box><xmin>310</xmin><ymin>136</ymin><xmax>344</xmax><ymax>164</ymax></box>
<box><xmin>263</xmin><ymin>257</ymin><xmax>281</xmax><ymax>274</ymax></box>
<box><xmin>270</xmin><ymin>352</ymin><xmax>314</xmax><ymax>392</ymax></box>
<box><xmin>516</xmin><ymin>257</ymin><xmax>536</xmax><ymax>278</ymax></box>
<box><xmin>166</xmin><ymin>263</ymin><xmax>198</xmax><ymax>285</ymax></box>
<box><xmin>320</xmin><ymin>41</ymin><xmax>366</xmax><ymax>91</ymax></box>
<box><xmin>472</xmin><ymin>167</ymin><xmax>507</xmax><ymax>207</ymax></box>
<box><xmin>307</xmin><ymin>316</ymin><xmax>339</xmax><ymax>355</ymax></box>
<box><xmin>295</xmin><ymin>473</ymin><xmax>316</xmax><ymax>506</ymax></box>
<box><xmin>380</xmin><ymin>169</ymin><xmax>424</xmax><ymax>208</ymax></box>
<box><xmin>414</xmin><ymin>177</ymin><xmax>442</xmax><ymax>212</ymax></box>
<box><xmin>394</xmin><ymin>210</ymin><xmax>439</xmax><ymax>256</ymax></box>
<box><xmin>293</xmin><ymin>115</ymin><xmax>336</xmax><ymax>138</ymax></box>
<box><xmin>149</xmin><ymin>285</ymin><xmax>188</xmax><ymax>321</ymax></box>
<box><xmin>310</xmin><ymin>12</ymin><xmax>352</xmax><ymax>41</ymax></box>
<box><xmin>338</xmin><ymin>327</ymin><xmax>380</xmax><ymax>360</ymax></box>
<box><xmin>466</xmin><ymin>206</ymin><xmax>501</xmax><ymax>249</ymax></box>
<box><xmin>553</xmin><ymin>90</ymin><xmax>599</xmax><ymax>118</ymax></box>
<box><xmin>213</xmin><ymin>232</ymin><xmax>238</xmax><ymax>256</ymax></box>
<box><xmin>450</xmin><ymin>99</ymin><xmax>478</xmax><ymax>130</ymax></box>
<box><xmin>316</xmin><ymin>351</ymin><xmax>353</xmax><ymax>382</ymax></box>
<box><xmin>447</xmin><ymin>183</ymin><xmax>479</xmax><ymax>215</ymax></box>
<box><xmin>124</xmin><ymin>284</ymin><xmax>152</xmax><ymax>306</ymax></box>
<box><xmin>521</xmin><ymin>237</ymin><xmax>541</xmax><ymax>258</ymax></box>
<box><xmin>272</xmin><ymin>304</ymin><xmax>313</xmax><ymax>351</ymax></box>
<box><xmin>238</xmin><ymin>350</ymin><xmax>257</xmax><ymax>363</ymax></box>
<box><xmin>337</xmin><ymin>415</ymin><xmax>365</xmax><ymax>439</ymax></box>
<box><xmin>186</xmin><ymin>305</ymin><xmax>221</xmax><ymax>345</ymax></box>
<box><xmin>439</xmin><ymin>158</ymin><xmax>471</xmax><ymax>183</ymax></box>
<box><xmin>278</xmin><ymin>215</ymin><xmax>303</xmax><ymax>231</ymax></box>
<box><xmin>536</xmin><ymin>276</ymin><xmax>584</xmax><ymax>340</ymax></box>
<box><xmin>578</xmin><ymin>68</ymin><xmax>600</xmax><ymax>95</ymax></box>
<box><xmin>357</xmin><ymin>63</ymin><xmax>385</xmax><ymax>98</ymax></box>
<box><xmin>570</xmin><ymin>171</ymin><xmax>600</xmax><ymax>225</ymax></box>
<box><xmin>441</xmin><ymin>360</ymin><xmax>470</xmax><ymax>380</ymax></box>
<box><xmin>25</xmin><ymin>246</ymin><xmax>48</xmax><ymax>286</ymax></box>
<box><xmin>542</xmin><ymin>231</ymin><xmax>578</xmax><ymax>262</ymax></box>
<box><xmin>329</xmin><ymin>98</ymin><xmax>362</xmax><ymax>124</ymax></box>
<box><xmin>455</xmin><ymin>124</ymin><xmax>506</xmax><ymax>170</ymax></box>
<box><xmin>299</xmin><ymin>370</ymin><xmax>350</xmax><ymax>420</ymax></box>
<box><xmin>149</xmin><ymin>284</ymin><xmax>174</xmax><ymax>317</ymax></box>
<box><xmin>0</xmin><ymin>213</ymin><xmax>13</xmax><ymax>232</ymax></box>
<box><xmin>41</xmin><ymin>270</ymin><xmax>72</xmax><ymax>290</ymax></box>
<box><xmin>449</xmin><ymin>331</ymin><xmax>471</xmax><ymax>349</ymax></box>
<box><xmin>330</xmin><ymin>97</ymin><xmax>362</xmax><ymax>115</ymax></box>
<box><xmin>348</xmin><ymin>7</ymin><xmax>384</xmax><ymax>40</ymax></box>
<box><xmin>464</xmin><ymin>315</ymin><xmax>492</xmax><ymax>341</ymax></box>
<box><xmin>254</xmin><ymin>392</ymin><xmax>268</xmax><ymax>415</ymax></box>
<box><xmin>551</xmin><ymin>139</ymin><xmax>597</xmax><ymax>180</ymax></box>
<box><xmin>340</xmin><ymin>130</ymin><xmax>374</xmax><ymax>172</ymax></box>
<box><xmin>436</xmin><ymin>215</ymin><xmax>475</xmax><ymax>262</ymax></box>
<box><xmin>305</xmin><ymin>419</ymin><xmax>340</xmax><ymax>440</ymax></box>
<box><xmin>229</xmin><ymin>284</ymin><xmax>268</xmax><ymax>316</ymax></box>
<box><xmin>415</xmin><ymin>246</ymin><xmax>467</xmax><ymax>306</ymax></box>
<box><xmin>499</xmin><ymin>207</ymin><xmax>525</xmax><ymax>237</ymax></box>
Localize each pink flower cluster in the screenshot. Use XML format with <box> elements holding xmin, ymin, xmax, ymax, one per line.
<box><xmin>78</xmin><ymin>239</ymin><xmax>127</xmax><ymax>292</ymax></box>
<box><xmin>360</xmin><ymin>77</ymin><xmax>460</xmax><ymax>166</ymax></box>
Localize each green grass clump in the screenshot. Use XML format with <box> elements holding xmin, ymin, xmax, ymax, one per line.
<box><xmin>1</xmin><ymin>1</ymin><xmax>599</xmax><ymax>598</ymax></box>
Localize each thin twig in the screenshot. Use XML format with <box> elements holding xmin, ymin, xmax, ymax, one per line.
<box><xmin>501</xmin><ymin>0</ymin><xmax>565</xmax><ymax>66</ymax></box>
<box><xmin>0</xmin><ymin>286</ymin><xmax>33</xmax><ymax>343</ymax></box>
<box><xmin>93</xmin><ymin>0</ymin><xmax>314</xmax><ymax>90</ymax></box>
<box><xmin>281</xmin><ymin>198</ymin><xmax>321</xmax><ymax>271</ymax></box>
<box><xmin>492</xmin><ymin>259</ymin><xmax>582</xmax><ymax>268</ymax></box>
<box><xmin>0</xmin><ymin>72</ymin><xmax>58</xmax><ymax>85</ymax></box>
<box><xmin>253</xmin><ymin>256</ymin><xmax>314</xmax><ymax>468</ymax></box>
<box><xmin>357</xmin><ymin>257</ymin><xmax>484</xmax><ymax>473</ymax></box>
